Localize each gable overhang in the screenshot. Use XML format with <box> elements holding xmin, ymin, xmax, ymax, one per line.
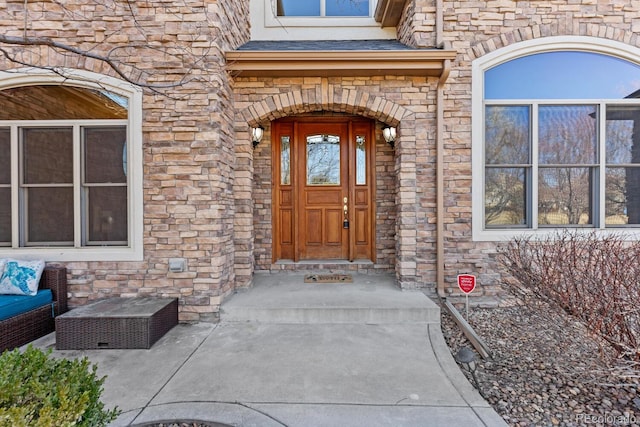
<box><xmin>375</xmin><ymin>0</ymin><xmax>408</xmax><ymax>27</ymax></box>
<box><xmin>226</xmin><ymin>49</ymin><xmax>457</xmax><ymax>78</ymax></box>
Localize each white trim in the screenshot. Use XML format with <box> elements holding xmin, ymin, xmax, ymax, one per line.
<box><xmin>0</xmin><ymin>68</ymin><xmax>144</xmax><ymax>261</ymax></box>
<box><xmin>598</xmin><ymin>105</ymin><xmax>607</xmax><ymax>229</ymax></box>
<box><xmin>472</xmin><ymin>36</ymin><xmax>640</xmax><ymax>71</ymax></box>
<box><xmin>250</xmin><ymin>0</ymin><xmax>396</xmax><ymax>40</ymax></box>
<box><xmin>9</xmin><ymin>126</ymin><xmax>18</xmax><ymax>247</ymax></box>
<box><xmin>472</xmin><ymin>36</ymin><xmax>640</xmax><ymax>241</ymax></box>
<box><xmin>531</xmin><ymin>104</ymin><xmax>539</xmax><ymax>230</ymax></box>
<box><xmin>73</xmin><ymin>125</ymin><xmax>82</xmax><ymax>248</ymax></box>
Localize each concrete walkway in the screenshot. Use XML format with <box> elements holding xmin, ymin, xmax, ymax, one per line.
<box><xmin>30</xmin><ymin>273</ymin><xmax>508</xmax><ymax>427</ymax></box>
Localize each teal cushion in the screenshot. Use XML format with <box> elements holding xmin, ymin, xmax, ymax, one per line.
<box><xmin>0</xmin><ymin>289</ymin><xmax>53</xmax><ymax>321</ymax></box>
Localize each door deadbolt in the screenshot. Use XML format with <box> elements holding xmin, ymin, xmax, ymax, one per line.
<box><xmin>343</xmin><ymin>198</ymin><xmax>349</xmax><ymax>228</ymax></box>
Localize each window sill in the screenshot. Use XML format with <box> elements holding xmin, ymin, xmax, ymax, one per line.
<box><xmin>251</xmin><ymin>0</ymin><xmax>400</xmax><ymax>41</ymax></box>
<box><xmin>0</xmin><ymin>246</ymin><xmax>143</xmax><ymax>262</ymax></box>
<box><xmin>473</xmin><ymin>227</ymin><xmax>640</xmax><ymax>242</ymax></box>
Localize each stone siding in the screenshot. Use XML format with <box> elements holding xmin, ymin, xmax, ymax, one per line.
<box><xmin>232</xmin><ymin>76</ymin><xmax>437</xmax><ymax>288</ymax></box>
<box><xmin>0</xmin><ymin>0</ymin><xmax>249</xmax><ymax>321</ymax></box>
<box><xmin>249</xmin><ymin>112</ymin><xmax>397</xmax><ymax>273</ymax></box>
<box><xmin>2</xmin><ymin>0</ymin><xmax>640</xmax><ymax>315</ymax></box>
<box><xmin>435</xmin><ymin>0</ymin><xmax>640</xmax><ymax>299</ymax></box>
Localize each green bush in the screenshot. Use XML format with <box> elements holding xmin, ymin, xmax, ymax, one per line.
<box><xmin>0</xmin><ymin>345</ymin><xmax>120</xmax><ymax>427</ymax></box>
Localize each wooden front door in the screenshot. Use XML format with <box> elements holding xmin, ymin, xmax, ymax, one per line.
<box><xmin>272</xmin><ymin>118</ymin><xmax>375</xmax><ymax>262</ymax></box>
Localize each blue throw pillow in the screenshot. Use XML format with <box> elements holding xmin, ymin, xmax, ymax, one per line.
<box><xmin>0</xmin><ymin>259</ymin><xmax>45</xmax><ymax>296</ymax></box>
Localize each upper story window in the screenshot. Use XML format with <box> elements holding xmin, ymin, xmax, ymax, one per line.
<box><xmin>250</xmin><ymin>0</ymin><xmax>396</xmax><ymax>40</ymax></box>
<box><xmin>0</xmin><ymin>70</ymin><xmax>143</xmax><ymax>261</ymax></box>
<box><xmin>277</xmin><ymin>0</ymin><xmax>370</xmax><ymax>17</ymax></box>
<box><xmin>472</xmin><ymin>37</ymin><xmax>640</xmax><ymax>240</ymax></box>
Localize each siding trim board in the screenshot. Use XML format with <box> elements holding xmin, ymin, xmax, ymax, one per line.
<box><xmin>226</xmin><ymin>49</ymin><xmax>457</xmax><ymax>78</ymax></box>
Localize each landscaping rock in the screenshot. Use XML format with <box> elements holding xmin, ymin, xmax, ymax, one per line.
<box><xmin>441</xmin><ymin>298</ymin><xmax>640</xmax><ymax>427</ymax></box>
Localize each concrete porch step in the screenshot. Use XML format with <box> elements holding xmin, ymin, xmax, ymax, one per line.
<box><xmin>221</xmin><ymin>273</ymin><xmax>440</xmax><ymax>324</ymax></box>
<box><xmin>270</xmin><ymin>260</ymin><xmax>383</xmax><ymax>274</ymax></box>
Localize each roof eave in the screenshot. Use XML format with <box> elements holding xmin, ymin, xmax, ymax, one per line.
<box><xmin>226</xmin><ymin>49</ymin><xmax>457</xmax><ymax>78</ymax></box>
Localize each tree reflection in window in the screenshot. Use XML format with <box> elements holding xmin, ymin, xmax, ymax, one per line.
<box><xmin>281</xmin><ymin>136</ymin><xmax>291</xmax><ymax>185</ymax></box>
<box><xmin>356</xmin><ymin>135</ymin><xmax>366</xmax><ymax>185</ymax></box>
<box><xmin>605</xmin><ymin>105</ymin><xmax>640</xmax><ymax>225</ymax></box>
<box><xmin>483</xmin><ymin>50</ymin><xmax>640</xmax><ymax>229</ymax></box>
<box><xmin>537</xmin><ymin>105</ymin><xmax>597</xmax><ymax>226</ymax></box>
<box><xmin>484</xmin><ymin>106</ymin><xmax>529</xmax><ymax>227</ymax></box>
<box><xmin>307</xmin><ymin>134</ymin><xmax>340</xmax><ymax>185</ymax></box>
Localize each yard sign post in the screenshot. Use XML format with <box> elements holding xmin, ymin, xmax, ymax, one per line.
<box><xmin>457</xmin><ymin>274</ymin><xmax>476</xmax><ymax>320</ymax></box>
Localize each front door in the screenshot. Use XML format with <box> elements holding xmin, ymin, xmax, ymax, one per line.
<box><xmin>298</xmin><ymin>122</ymin><xmax>349</xmax><ymax>259</ymax></box>
<box><xmin>272</xmin><ymin>118</ymin><xmax>375</xmax><ymax>262</ymax></box>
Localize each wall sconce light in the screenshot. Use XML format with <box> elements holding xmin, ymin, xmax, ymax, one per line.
<box><xmin>382</xmin><ymin>125</ymin><xmax>396</xmax><ymax>148</ymax></box>
<box><xmin>251</xmin><ymin>125</ymin><xmax>264</xmax><ymax>149</ymax></box>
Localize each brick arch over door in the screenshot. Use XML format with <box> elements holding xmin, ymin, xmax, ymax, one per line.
<box><xmin>233</xmin><ymin>87</ymin><xmax>419</xmax><ymax>289</ymax></box>
<box><xmin>239</xmin><ymin>88</ymin><xmax>409</xmax><ymax>128</ymax></box>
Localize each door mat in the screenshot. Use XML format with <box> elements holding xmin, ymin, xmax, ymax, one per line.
<box><xmin>304</xmin><ymin>274</ymin><xmax>353</xmax><ymax>283</ymax></box>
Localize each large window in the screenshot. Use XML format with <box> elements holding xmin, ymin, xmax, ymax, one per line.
<box><xmin>0</xmin><ymin>125</ymin><xmax>128</xmax><ymax>247</ymax></box>
<box><xmin>473</xmin><ymin>38</ymin><xmax>640</xmax><ymax>239</ymax></box>
<box><xmin>0</xmin><ymin>72</ymin><xmax>142</xmax><ymax>260</ymax></box>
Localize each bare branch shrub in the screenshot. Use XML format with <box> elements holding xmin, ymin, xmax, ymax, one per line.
<box><xmin>498</xmin><ymin>230</ymin><xmax>640</xmax><ymax>360</ymax></box>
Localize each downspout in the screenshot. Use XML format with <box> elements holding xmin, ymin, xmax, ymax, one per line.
<box><xmin>434</xmin><ymin>7</ymin><xmax>492</xmax><ymax>359</ymax></box>
<box><xmin>436</xmin><ymin>0</ymin><xmax>443</xmax><ymax>46</ymax></box>
<box><xmin>436</xmin><ymin>56</ymin><xmax>450</xmax><ymax>299</ymax></box>
<box><xmin>436</xmin><ymin>0</ymin><xmax>450</xmax><ymax>298</ymax></box>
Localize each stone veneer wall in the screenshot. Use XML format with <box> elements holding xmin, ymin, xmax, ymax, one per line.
<box><xmin>289</xmin><ymin>0</ymin><xmax>640</xmax><ymax>302</ymax></box>
<box><xmin>4</xmin><ymin>0</ymin><xmax>640</xmax><ymax>311</ymax></box>
<box><xmin>435</xmin><ymin>0</ymin><xmax>640</xmax><ymax>302</ymax></box>
<box><xmin>249</xmin><ymin>113</ymin><xmax>397</xmax><ymax>272</ymax></box>
<box><xmin>0</xmin><ymin>0</ymin><xmax>249</xmax><ymax>321</ymax></box>
<box><xmin>397</xmin><ymin>0</ymin><xmax>437</xmax><ymax>48</ymax></box>
<box><xmin>232</xmin><ymin>76</ymin><xmax>438</xmax><ymax>289</ymax></box>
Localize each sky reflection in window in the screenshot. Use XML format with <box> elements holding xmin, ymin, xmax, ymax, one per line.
<box><xmin>277</xmin><ymin>0</ymin><xmax>369</xmax><ymax>17</ymax></box>
<box><xmin>485</xmin><ymin>51</ymin><xmax>640</xmax><ymax>100</ymax></box>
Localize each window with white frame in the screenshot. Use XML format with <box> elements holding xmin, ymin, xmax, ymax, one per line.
<box><xmin>0</xmin><ymin>73</ymin><xmax>142</xmax><ymax>260</ymax></box>
<box><xmin>251</xmin><ymin>0</ymin><xmax>395</xmax><ymax>40</ymax></box>
<box><xmin>473</xmin><ymin>38</ymin><xmax>640</xmax><ymax>239</ymax></box>
<box><xmin>277</xmin><ymin>0</ymin><xmax>370</xmax><ymax>16</ymax></box>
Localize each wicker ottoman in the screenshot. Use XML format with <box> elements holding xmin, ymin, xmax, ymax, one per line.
<box><xmin>55</xmin><ymin>297</ymin><xmax>178</xmax><ymax>350</ymax></box>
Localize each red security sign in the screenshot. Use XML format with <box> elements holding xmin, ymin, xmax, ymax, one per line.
<box><xmin>457</xmin><ymin>274</ymin><xmax>476</xmax><ymax>294</ymax></box>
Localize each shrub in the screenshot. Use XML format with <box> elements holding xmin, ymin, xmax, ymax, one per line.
<box><xmin>498</xmin><ymin>230</ymin><xmax>640</xmax><ymax>360</ymax></box>
<box><xmin>0</xmin><ymin>345</ymin><xmax>120</xmax><ymax>427</ymax></box>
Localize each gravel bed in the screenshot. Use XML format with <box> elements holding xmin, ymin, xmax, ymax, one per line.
<box><xmin>441</xmin><ymin>298</ymin><xmax>640</xmax><ymax>427</ymax></box>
